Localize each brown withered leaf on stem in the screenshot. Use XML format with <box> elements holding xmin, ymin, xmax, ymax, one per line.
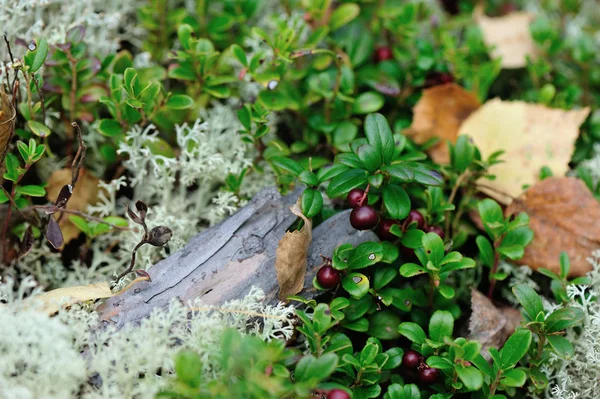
<box><xmin>46</xmin><ymin>168</ymin><xmax>101</xmax><ymax>247</ymax></box>
<box><xmin>406</xmin><ymin>83</ymin><xmax>480</xmax><ymax>164</ymax></box>
<box><xmin>460</xmin><ymin>99</ymin><xmax>590</xmax><ymax>204</ymax></box>
<box><xmin>468</xmin><ymin>289</ymin><xmax>522</xmax><ymax>359</ymax></box>
<box><xmin>506</xmin><ymin>177</ymin><xmax>599</xmax><ymax>276</ymax></box>
<box><xmin>474</xmin><ymin>4</ymin><xmax>537</xmax><ymax>69</ymax></box>
<box><xmin>275</xmin><ymin>202</ymin><xmax>313</xmax><ymax>301</ymax></box>
<box><xmin>0</xmin><ymin>88</ymin><xmax>16</xmax><ymax>163</ymax></box>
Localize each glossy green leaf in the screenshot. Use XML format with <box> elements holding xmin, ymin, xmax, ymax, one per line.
<box><xmin>499</xmin><ymin>329</ymin><xmax>532</xmax><ymax>370</ymax></box>
<box><xmin>301</xmin><ymin>188</ymin><xmax>323</xmax><ymax>218</ymax></box>
<box><xmin>27</xmin><ymin>121</ymin><xmax>51</xmax><ymax>137</ymax></box>
<box><xmin>364</xmin><ymin>113</ymin><xmax>395</xmax><ymax>164</ymax></box>
<box><xmin>97</xmin><ymin>119</ymin><xmax>123</xmax><ymax>137</ymax></box>
<box><xmin>329</xmin><ymin>3</ymin><xmax>360</xmax><ymax>31</ymax></box>
<box><xmin>546</xmin><ymin>335</ymin><xmax>574</xmax><ymax>358</ymax></box>
<box><xmin>165</xmin><ymin>94</ymin><xmax>194</xmax><ymax>110</ymax></box>
<box><xmin>327</xmin><ymin>168</ymin><xmax>368</xmax><ymax>198</ymax></box>
<box><xmin>15</xmin><ymin>185</ymin><xmax>45</xmax><ymax>197</ymax></box>
<box><xmin>429</xmin><ymin>310</ymin><xmax>454</xmax><ymax>342</ymax></box>
<box><xmin>512</xmin><ymin>284</ymin><xmax>544</xmax><ymax>322</ymax></box>
<box><xmin>398</xmin><ymin>322</ymin><xmax>426</xmax><ymax>345</ymax></box>
<box><xmin>353</xmin><ymin>92</ymin><xmax>385</xmax><ymax>114</ymax></box>
<box><xmin>383</xmin><ymin>184</ymin><xmax>411</xmax><ymax>220</ymax></box>
<box><xmin>456</xmin><ymin>365</ymin><xmax>483</xmax><ymax>391</ymax></box>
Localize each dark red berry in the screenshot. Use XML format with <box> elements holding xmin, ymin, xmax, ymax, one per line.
<box><xmin>425</xmin><ymin>225</ymin><xmax>445</xmax><ymax>240</ymax></box>
<box><xmin>424</xmin><ymin>71</ymin><xmax>454</xmax><ymax>88</ymax></box>
<box><xmin>350</xmin><ymin>205</ymin><xmax>378</xmax><ymax>230</ymax></box>
<box><xmin>317</xmin><ymin>266</ymin><xmax>341</xmax><ymax>289</ymax></box>
<box><xmin>402</xmin><ymin>350</ymin><xmax>421</xmax><ymax>369</ymax></box>
<box><xmin>419</xmin><ymin>366</ymin><xmax>439</xmax><ymax>384</ymax></box>
<box><xmin>377</xmin><ymin>219</ymin><xmax>401</xmax><ymax>241</ymax></box>
<box><xmin>438</xmin><ymin>0</ymin><xmax>459</xmax><ymax>15</ymax></box>
<box><xmin>327</xmin><ymin>389</ymin><xmax>351</xmax><ymax>399</ymax></box>
<box><xmin>374</xmin><ymin>46</ymin><xmax>393</xmax><ymax>63</ymax></box>
<box><xmin>347</xmin><ymin>188</ymin><xmax>365</xmax><ymax>208</ymax></box>
<box><xmin>405</xmin><ymin>210</ymin><xmax>425</xmax><ymax>230</ymax></box>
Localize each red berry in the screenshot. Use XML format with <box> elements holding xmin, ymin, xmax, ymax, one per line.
<box><xmin>377</xmin><ymin>219</ymin><xmax>401</xmax><ymax>241</ymax></box>
<box><xmin>419</xmin><ymin>366</ymin><xmax>439</xmax><ymax>384</ymax></box>
<box><xmin>350</xmin><ymin>205</ymin><xmax>378</xmax><ymax>230</ymax></box>
<box><xmin>402</xmin><ymin>350</ymin><xmax>421</xmax><ymax>369</ymax></box>
<box><xmin>425</xmin><ymin>225</ymin><xmax>445</xmax><ymax>240</ymax></box>
<box><xmin>405</xmin><ymin>210</ymin><xmax>425</xmax><ymax>230</ymax></box>
<box><xmin>374</xmin><ymin>46</ymin><xmax>393</xmax><ymax>63</ymax></box>
<box><xmin>327</xmin><ymin>389</ymin><xmax>351</xmax><ymax>399</ymax></box>
<box><xmin>424</xmin><ymin>71</ymin><xmax>454</xmax><ymax>88</ymax></box>
<box><xmin>317</xmin><ymin>266</ymin><xmax>341</xmax><ymax>289</ymax></box>
<box><xmin>347</xmin><ymin>188</ymin><xmax>365</xmax><ymax>208</ymax></box>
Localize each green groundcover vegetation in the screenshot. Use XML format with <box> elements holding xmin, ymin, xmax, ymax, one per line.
<box><xmin>1</xmin><ymin>0</ymin><xmax>600</xmax><ymax>398</ymax></box>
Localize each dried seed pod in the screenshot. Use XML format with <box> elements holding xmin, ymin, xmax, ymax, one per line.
<box><xmin>147</xmin><ymin>226</ymin><xmax>172</xmax><ymax>247</ymax></box>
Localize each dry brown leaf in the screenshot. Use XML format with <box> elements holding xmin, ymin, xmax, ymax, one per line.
<box><xmin>406</xmin><ymin>83</ymin><xmax>480</xmax><ymax>164</ymax></box>
<box><xmin>0</xmin><ymin>88</ymin><xmax>16</xmax><ymax>160</ymax></box>
<box><xmin>460</xmin><ymin>99</ymin><xmax>590</xmax><ymax>204</ymax></box>
<box><xmin>475</xmin><ymin>6</ymin><xmax>537</xmax><ymax>69</ymax></box>
<box><xmin>275</xmin><ymin>202</ymin><xmax>313</xmax><ymax>301</ymax></box>
<box><xmin>25</xmin><ymin>282</ymin><xmax>113</xmax><ymax>315</ymax></box>
<box><xmin>46</xmin><ymin>168</ymin><xmax>101</xmax><ymax>246</ymax></box>
<box><xmin>506</xmin><ymin>177</ymin><xmax>599</xmax><ymax>276</ymax></box>
<box><xmin>468</xmin><ymin>289</ymin><xmax>522</xmax><ymax>359</ymax></box>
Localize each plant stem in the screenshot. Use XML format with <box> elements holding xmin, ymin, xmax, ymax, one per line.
<box><xmin>445</xmin><ymin>170</ymin><xmax>470</xmax><ymax>238</ymax></box>
<box><xmin>487</xmin><ymin>239</ymin><xmax>501</xmax><ymax>299</ymax></box>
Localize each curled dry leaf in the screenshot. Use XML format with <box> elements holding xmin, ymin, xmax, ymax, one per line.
<box><xmin>474</xmin><ymin>5</ymin><xmax>537</xmax><ymax>69</ymax></box>
<box><xmin>0</xmin><ymin>88</ymin><xmax>16</xmax><ymax>162</ymax></box>
<box><xmin>275</xmin><ymin>202</ymin><xmax>313</xmax><ymax>301</ymax></box>
<box><xmin>406</xmin><ymin>83</ymin><xmax>480</xmax><ymax>164</ymax></box>
<box><xmin>468</xmin><ymin>289</ymin><xmax>522</xmax><ymax>360</ymax></box>
<box><xmin>460</xmin><ymin>99</ymin><xmax>590</xmax><ymax>204</ymax></box>
<box><xmin>45</xmin><ymin>168</ymin><xmax>101</xmax><ymax>246</ymax></box>
<box><xmin>506</xmin><ymin>177</ymin><xmax>599</xmax><ymax>276</ymax></box>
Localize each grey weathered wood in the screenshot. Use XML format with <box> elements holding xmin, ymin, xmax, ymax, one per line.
<box><xmin>97</xmin><ymin>187</ymin><xmax>377</xmax><ymax>329</ymax></box>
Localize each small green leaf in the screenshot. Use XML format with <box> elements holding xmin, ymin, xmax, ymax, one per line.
<box><xmin>299</xmin><ymin>170</ymin><xmax>318</xmax><ymax>186</ymax></box>
<box><xmin>374</xmin><ymin>266</ymin><xmax>397</xmax><ymax>290</ymax></box>
<box><xmin>97</xmin><ymin>119</ymin><xmax>123</xmax><ymax>137</ymax></box>
<box><xmin>342</xmin><ymin>273</ymin><xmax>369</xmax><ymax>298</ymax></box>
<box><xmin>357</xmin><ymin>144</ymin><xmax>382</xmax><ymax>172</ymax></box>
<box><xmin>398</xmin><ymin>322</ymin><xmax>426</xmax><ymax>345</ymax></box>
<box><xmin>364</xmin><ymin>113</ymin><xmax>395</xmax><ymax>165</ymax></box>
<box><xmin>353</xmin><ymin>92</ymin><xmax>385</xmax><ymax>114</ymax></box>
<box><xmin>368</xmin><ymin>310</ymin><xmax>401</xmax><ymax>340</ymax></box>
<box><xmin>177</xmin><ymin>24</ymin><xmax>194</xmax><ymax>50</ymax></box>
<box><xmin>0</xmin><ymin>189</ymin><xmax>9</xmax><ymax>204</ymax></box>
<box><xmin>498</xmin><ymin>227</ymin><xmax>533</xmax><ymax>260</ymax></box>
<box><xmin>327</xmin><ymin>168</ymin><xmax>368</xmax><ymax>198</ymax></box>
<box><xmin>26</xmin><ymin>38</ymin><xmax>49</xmax><ymax>73</ymax></box>
<box><xmin>360</xmin><ymin>339</ymin><xmax>380</xmax><ymax>365</ymax></box>
<box><xmin>301</xmin><ymin>188</ymin><xmax>323</xmax><ymax>218</ymax></box>
<box><xmin>399</xmin><ymin>263</ymin><xmax>426</xmax><ymax>278</ymax></box>
<box><xmin>401</xmin><ymin>229</ymin><xmax>425</xmax><ymax>248</ymax></box>
<box><xmin>383</xmin><ymin>184</ymin><xmax>411</xmax><ymax>220</ymax></box>
<box><xmin>271</xmin><ymin>156</ymin><xmax>304</xmax><ymax>176</ymax></box>
<box><xmin>27</xmin><ymin>121</ymin><xmax>51</xmax><ymax>137</ymax></box>
<box><xmin>349</xmin><ymin>242</ymin><xmax>383</xmax><ymax>269</ymax></box>
<box><xmin>15</xmin><ymin>185</ymin><xmax>45</xmax><ymax>197</ymax></box>
<box><xmin>294</xmin><ymin>353</ymin><xmax>338</xmax><ymax>382</ymax></box>
<box><xmin>476</xmin><ymin>235</ymin><xmax>495</xmax><ymax>268</ymax></box>
<box><xmin>545</xmin><ymin>307</ymin><xmax>584</xmax><ymax>333</ymax></box>
<box><xmin>426</xmin><ymin>356</ymin><xmax>454</xmax><ymax>371</ymax></box>
<box><xmin>429</xmin><ymin>310</ymin><xmax>454</xmax><ymax>342</ymax></box>
<box><xmin>477</xmin><ymin>199</ymin><xmax>505</xmax><ymax>237</ymax></box>
<box><xmin>174</xmin><ymin>350</ymin><xmax>203</xmax><ymax>388</ymax></box>
<box><xmin>230</xmin><ymin>44</ymin><xmax>248</xmax><ymax>66</ymax></box>
<box><xmin>499</xmin><ymin>329</ymin><xmax>532</xmax><ymax>370</ymax></box>
<box><xmin>500</xmin><ymin>368</ymin><xmax>527</xmax><ymax>387</ymax></box>
<box><xmin>68</xmin><ymin>215</ymin><xmax>89</xmax><ymax>235</ymax></box>
<box><xmin>422</xmin><ymin>232</ymin><xmax>445</xmax><ymax>265</ymax></box>
<box><xmin>383</xmin><ymin>162</ymin><xmax>443</xmax><ymax>186</ymax></box>
<box><xmin>456</xmin><ymin>365</ymin><xmax>483</xmax><ymax>391</ymax></box>
<box><xmin>512</xmin><ymin>284</ymin><xmax>544</xmax><ymax>322</ymax></box>
<box><xmin>317</xmin><ymin>163</ymin><xmax>349</xmax><ymax>183</ymax></box>
<box><xmin>438</xmin><ymin>284</ymin><xmax>455</xmax><ymax>299</ymax></box>
<box><xmin>329</xmin><ymin>3</ymin><xmax>360</xmax><ymax>31</ymax></box>
<box><xmin>165</xmin><ymin>94</ymin><xmax>194</xmax><ymax>110</ymax></box>
<box><xmin>546</xmin><ymin>335</ymin><xmax>574</xmax><ymax>358</ymax></box>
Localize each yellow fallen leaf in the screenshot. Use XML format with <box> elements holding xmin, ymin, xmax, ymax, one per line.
<box><xmin>475</xmin><ymin>6</ymin><xmax>537</xmax><ymax>69</ymax></box>
<box><xmin>23</xmin><ymin>275</ymin><xmax>151</xmax><ymax>315</ymax></box>
<box><xmin>460</xmin><ymin>99</ymin><xmax>590</xmax><ymax>203</ymax></box>
<box><xmin>275</xmin><ymin>202</ymin><xmax>312</xmax><ymax>301</ymax></box>
<box><xmin>406</xmin><ymin>83</ymin><xmax>481</xmax><ymax>164</ymax></box>
<box><xmin>25</xmin><ymin>282</ymin><xmax>112</xmax><ymax>315</ymax></box>
<box><xmin>46</xmin><ymin>168</ymin><xmax>101</xmax><ymax>246</ymax></box>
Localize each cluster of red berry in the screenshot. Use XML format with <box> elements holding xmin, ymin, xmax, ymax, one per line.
<box><xmin>402</xmin><ymin>350</ymin><xmax>440</xmax><ymax>384</ymax></box>
<box><xmin>346</xmin><ymin>188</ymin><xmax>445</xmax><ymax>240</ymax></box>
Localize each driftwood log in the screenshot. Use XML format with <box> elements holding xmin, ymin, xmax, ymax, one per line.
<box><xmin>98</xmin><ymin>187</ymin><xmax>378</xmax><ymax>329</ymax></box>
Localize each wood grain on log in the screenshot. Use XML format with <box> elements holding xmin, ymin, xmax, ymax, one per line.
<box><xmin>97</xmin><ymin>187</ymin><xmax>378</xmax><ymax>329</ymax></box>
